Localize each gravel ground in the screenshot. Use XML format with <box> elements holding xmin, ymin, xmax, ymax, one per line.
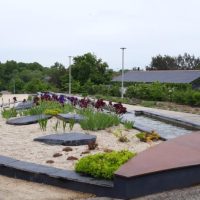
<box><xmin>1</xmin><ymin>175</ymin><xmax>200</xmax><ymax>200</ymax></box>
<box><xmin>0</xmin><ymin>175</ymin><xmax>93</xmax><ymax>200</ymax></box>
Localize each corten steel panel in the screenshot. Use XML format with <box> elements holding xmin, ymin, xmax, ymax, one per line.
<box><xmin>115</xmin><ymin>132</ymin><xmax>200</xmax><ymax>178</ymax></box>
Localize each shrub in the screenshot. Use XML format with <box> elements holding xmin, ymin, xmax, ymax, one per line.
<box><xmin>75</xmin><ymin>150</ymin><xmax>135</xmax><ymax>179</ymax></box>
<box><xmin>126</xmin><ymin>82</ymin><xmax>200</xmax><ymax>107</ymax></box>
<box><xmin>136</xmin><ymin>131</ymin><xmax>161</xmax><ymax>142</ymax></box>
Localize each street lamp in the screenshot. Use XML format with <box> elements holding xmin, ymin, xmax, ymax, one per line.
<box><xmin>120</xmin><ymin>47</ymin><xmax>126</xmax><ymax>98</ymax></box>
<box><xmin>68</xmin><ymin>56</ymin><xmax>72</xmax><ymax>95</ymax></box>
<box><xmin>13</xmin><ymin>78</ymin><xmax>15</xmax><ymax>94</ymax></box>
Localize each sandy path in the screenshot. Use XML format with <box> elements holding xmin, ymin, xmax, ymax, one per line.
<box><xmin>0</xmin><ymin>175</ymin><xmax>93</xmax><ymax>200</ymax></box>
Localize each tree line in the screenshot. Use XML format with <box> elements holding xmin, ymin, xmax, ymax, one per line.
<box><xmin>0</xmin><ymin>53</ymin><xmax>113</xmax><ymax>93</ymax></box>
<box><xmin>146</xmin><ymin>53</ymin><xmax>200</xmax><ymax>70</ymax></box>
<box><xmin>0</xmin><ymin>52</ymin><xmax>199</xmax><ymax>93</ymax></box>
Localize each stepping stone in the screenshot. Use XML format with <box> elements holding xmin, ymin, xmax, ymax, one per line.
<box><xmin>6</xmin><ymin>114</ymin><xmax>52</xmax><ymax>125</ymax></box>
<box><xmin>15</xmin><ymin>101</ymin><xmax>34</xmax><ymax>110</ymax></box>
<box><xmin>34</xmin><ymin>132</ymin><xmax>96</xmax><ymax>146</ymax></box>
<box><xmin>56</xmin><ymin>113</ymin><xmax>85</xmax><ymax>123</ymax></box>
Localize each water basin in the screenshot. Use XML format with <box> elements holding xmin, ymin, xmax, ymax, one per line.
<box><xmin>122</xmin><ymin>112</ymin><xmax>194</xmax><ymax>140</ymax></box>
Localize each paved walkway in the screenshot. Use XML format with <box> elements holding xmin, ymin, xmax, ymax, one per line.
<box><xmin>0</xmin><ymin>175</ymin><xmax>93</xmax><ymax>200</ymax></box>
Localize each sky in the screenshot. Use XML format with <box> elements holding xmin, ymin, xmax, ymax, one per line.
<box><xmin>1</xmin><ymin>0</ymin><xmax>200</xmax><ymax>70</ymax></box>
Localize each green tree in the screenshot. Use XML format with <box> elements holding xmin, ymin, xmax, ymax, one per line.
<box><xmin>146</xmin><ymin>55</ymin><xmax>178</xmax><ymax>70</ymax></box>
<box><xmin>146</xmin><ymin>53</ymin><xmax>200</xmax><ymax>70</ymax></box>
<box><xmin>23</xmin><ymin>78</ymin><xmax>50</xmax><ymax>93</ymax></box>
<box><xmin>71</xmin><ymin>53</ymin><xmax>112</xmax><ymax>85</ymax></box>
<box><xmin>48</xmin><ymin>62</ymin><xmax>67</xmax><ymax>89</ymax></box>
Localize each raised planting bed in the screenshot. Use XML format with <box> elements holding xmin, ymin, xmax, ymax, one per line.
<box><xmin>115</xmin><ymin>132</ymin><xmax>200</xmax><ymax>199</ymax></box>
<box><xmin>1</xmin><ymin>132</ymin><xmax>200</xmax><ymax>199</ymax></box>
<box><xmin>0</xmin><ymin>155</ymin><xmax>114</xmax><ymax>197</ymax></box>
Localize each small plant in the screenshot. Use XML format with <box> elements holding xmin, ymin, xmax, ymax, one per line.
<box><xmin>113</xmin><ymin>102</ymin><xmax>127</xmax><ymax>114</ymax></box>
<box><xmin>123</xmin><ymin>120</ymin><xmax>134</xmax><ymax>130</ymax></box>
<box><xmin>1</xmin><ymin>108</ymin><xmax>17</xmax><ymax>119</ymax></box>
<box><xmin>94</xmin><ymin>99</ymin><xmax>106</xmax><ymax>110</ymax></box>
<box><xmin>136</xmin><ymin>131</ymin><xmax>161</xmax><ymax>142</ymax></box>
<box><xmin>75</xmin><ymin>150</ymin><xmax>136</xmax><ymax>180</ymax></box>
<box><xmin>113</xmin><ymin>129</ymin><xmax>129</xmax><ymax>142</ymax></box>
<box><xmin>62</xmin><ymin>120</ymin><xmax>67</xmax><ymax>132</ymax></box>
<box><xmin>69</xmin><ymin>118</ymin><xmax>75</xmax><ymax>131</ymax></box>
<box><xmin>27</xmin><ymin>95</ymin><xmax>33</xmax><ymax>101</ymax></box>
<box><xmin>53</xmin><ymin>120</ymin><xmax>60</xmax><ymax>131</ymax></box>
<box><xmin>44</xmin><ymin>108</ymin><xmax>62</xmax><ymax>116</ymax></box>
<box><xmin>88</xmin><ymin>141</ymin><xmax>98</xmax><ymax>150</ymax></box>
<box><xmin>38</xmin><ymin>118</ymin><xmax>48</xmax><ymax>131</ymax></box>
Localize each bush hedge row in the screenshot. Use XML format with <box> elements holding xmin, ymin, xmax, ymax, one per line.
<box><xmin>126</xmin><ymin>82</ymin><xmax>200</xmax><ymax>106</ymax></box>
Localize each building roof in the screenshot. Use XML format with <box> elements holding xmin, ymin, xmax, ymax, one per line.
<box><xmin>112</xmin><ymin>70</ymin><xmax>200</xmax><ymax>83</ymax></box>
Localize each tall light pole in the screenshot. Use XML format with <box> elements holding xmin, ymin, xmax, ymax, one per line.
<box><xmin>13</xmin><ymin>79</ymin><xmax>15</xmax><ymax>94</ymax></box>
<box><xmin>120</xmin><ymin>47</ymin><xmax>126</xmax><ymax>98</ymax></box>
<box><xmin>68</xmin><ymin>56</ymin><xmax>72</xmax><ymax>95</ymax></box>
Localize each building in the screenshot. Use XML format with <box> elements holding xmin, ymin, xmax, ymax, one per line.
<box><xmin>112</xmin><ymin>70</ymin><xmax>200</xmax><ymax>89</ymax></box>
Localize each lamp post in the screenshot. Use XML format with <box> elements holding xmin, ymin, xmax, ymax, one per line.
<box><xmin>13</xmin><ymin>78</ymin><xmax>15</xmax><ymax>94</ymax></box>
<box><xmin>120</xmin><ymin>47</ymin><xmax>126</xmax><ymax>98</ymax></box>
<box><xmin>68</xmin><ymin>56</ymin><xmax>72</xmax><ymax>95</ymax></box>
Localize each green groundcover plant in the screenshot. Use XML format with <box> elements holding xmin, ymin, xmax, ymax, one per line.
<box><xmin>75</xmin><ymin>150</ymin><xmax>136</xmax><ymax>179</ymax></box>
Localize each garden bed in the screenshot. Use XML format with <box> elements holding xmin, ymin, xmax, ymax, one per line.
<box><xmin>0</xmin><ymin>93</ymin><xmax>162</xmax><ymax>177</ymax></box>
<box><xmin>0</xmin><ymin>115</ymin><xmax>161</xmax><ymax>171</ymax></box>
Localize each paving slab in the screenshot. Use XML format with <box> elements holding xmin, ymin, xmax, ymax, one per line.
<box><xmin>57</xmin><ymin>113</ymin><xmax>85</xmax><ymax>123</ymax></box>
<box><xmin>14</xmin><ymin>101</ymin><xmax>34</xmax><ymax>110</ymax></box>
<box><xmin>34</xmin><ymin>132</ymin><xmax>96</xmax><ymax>146</ymax></box>
<box><xmin>6</xmin><ymin>114</ymin><xmax>52</xmax><ymax>125</ymax></box>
